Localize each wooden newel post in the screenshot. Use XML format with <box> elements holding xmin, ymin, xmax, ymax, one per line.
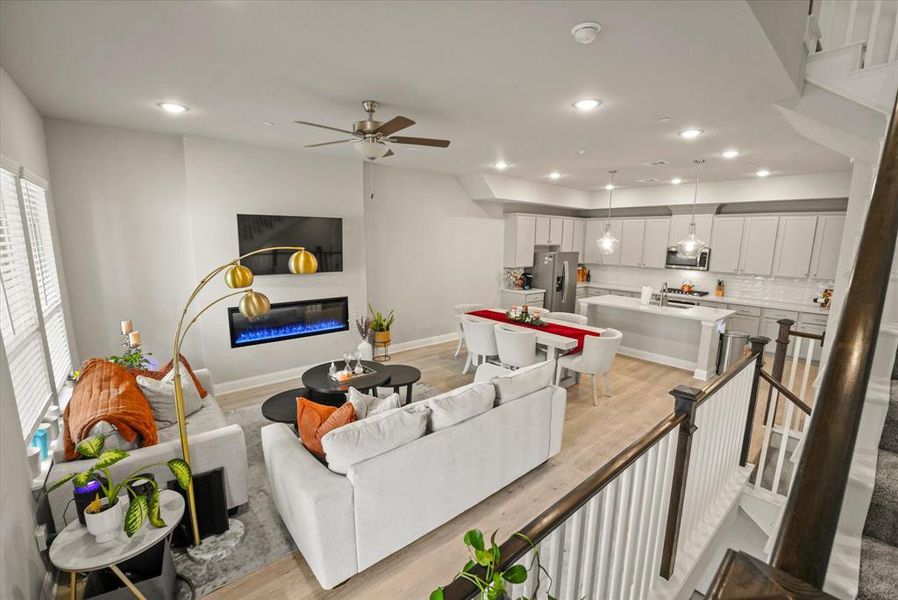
<box><xmin>660</xmin><ymin>384</ymin><xmax>701</xmax><ymax>579</ymax></box>
<box><xmin>740</xmin><ymin>337</ymin><xmax>770</xmax><ymax>467</ymax></box>
<box><xmin>763</xmin><ymin>319</ymin><xmax>794</xmax><ymax>422</ymax></box>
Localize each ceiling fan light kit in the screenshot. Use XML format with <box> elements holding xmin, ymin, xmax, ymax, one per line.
<box><xmin>296</xmin><ymin>99</ymin><xmax>450</xmax><ymax>161</ymax></box>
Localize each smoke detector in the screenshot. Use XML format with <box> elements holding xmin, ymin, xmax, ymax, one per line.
<box><xmin>571</xmin><ymin>22</ymin><xmax>602</xmax><ymax>44</ymax></box>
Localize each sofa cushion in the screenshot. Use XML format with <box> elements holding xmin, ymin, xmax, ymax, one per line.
<box><xmin>492</xmin><ymin>360</ymin><xmax>555</xmax><ymax>404</ymax></box>
<box><xmin>136</xmin><ymin>372</ymin><xmax>204</xmax><ymax>428</ymax></box>
<box><xmin>347</xmin><ymin>387</ymin><xmax>401</xmax><ymax>420</ymax></box>
<box><xmin>423</xmin><ymin>383</ymin><xmax>495</xmax><ymax>432</ymax></box>
<box><xmin>322</xmin><ymin>404</ymin><xmax>430</xmax><ymax>475</ymax></box>
<box><xmin>297</xmin><ymin>398</ymin><xmax>356</xmax><ymax>459</ymax></box>
<box><xmin>155</xmin><ymin>398</ymin><xmax>228</xmax><ymax>443</ymax></box>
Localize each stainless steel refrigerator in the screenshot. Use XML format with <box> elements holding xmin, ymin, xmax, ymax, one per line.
<box><xmin>530</xmin><ymin>251</ymin><xmax>578</xmax><ymax>313</ymax></box>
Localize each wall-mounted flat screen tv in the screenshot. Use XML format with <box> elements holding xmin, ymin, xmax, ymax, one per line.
<box><xmin>237</xmin><ymin>214</ymin><xmax>343</xmax><ymax>274</ymax></box>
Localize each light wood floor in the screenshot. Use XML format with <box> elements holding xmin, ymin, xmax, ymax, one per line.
<box><xmin>206</xmin><ymin>341</ymin><xmax>705</xmax><ymax>600</ymax></box>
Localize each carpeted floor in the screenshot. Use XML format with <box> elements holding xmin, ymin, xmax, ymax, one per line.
<box><xmin>174</xmin><ymin>383</ymin><xmax>441</xmax><ymax>598</ymax></box>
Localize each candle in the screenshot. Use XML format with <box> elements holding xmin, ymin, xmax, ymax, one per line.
<box><xmin>121</xmin><ymin>320</ymin><xmax>132</xmax><ymax>334</ymax></box>
<box><xmin>129</xmin><ymin>331</ymin><xmax>141</xmax><ymax>346</ymax></box>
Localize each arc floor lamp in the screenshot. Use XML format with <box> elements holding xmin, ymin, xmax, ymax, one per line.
<box><xmin>171</xmin><ymin>246</ymin><xmax>318</xmax><ymax>545</ymax></box>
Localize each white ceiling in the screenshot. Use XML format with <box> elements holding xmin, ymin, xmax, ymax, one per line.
<box><xmin>0</xmin><ymin>0</ymin><xmax>849</xmax><ymax>190</ymax></box>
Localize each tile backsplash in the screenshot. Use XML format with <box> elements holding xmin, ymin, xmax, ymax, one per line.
<box><xmin>585</xmin><ymin>264</ymin><xmax>833</xmax><ymax>306</ymax></box>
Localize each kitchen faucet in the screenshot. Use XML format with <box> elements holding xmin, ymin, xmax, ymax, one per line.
<box><xmin>659</xmin><ymin>282</ymin><xmax>669</xmax><ymax>307</ymax></box>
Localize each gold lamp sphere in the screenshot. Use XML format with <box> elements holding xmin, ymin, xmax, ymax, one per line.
<box><xmin>224</xmin><ymin>264</ymin><xmax>254</xmax><ymax>289</ymax></box>
<box><xmin>289</xmin><ymin>249</ymin><xmax>318</xmax><ymax>275</ymax></box>
<box><xmin>239</xmin><ymin>291</ymin><xmax>271</xmax><ymax>319</ymax></box>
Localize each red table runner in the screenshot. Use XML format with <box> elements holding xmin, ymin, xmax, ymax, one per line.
<box><xmin>467</xmin><ymin>309</ymin><xmax>599</xmax><ymax>354</ymax></box>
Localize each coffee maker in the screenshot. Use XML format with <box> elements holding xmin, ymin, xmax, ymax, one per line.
<box><xmin>521</xmin><ymin>272</ymin><xmax>533</xmax><ymax>290</ymax></box>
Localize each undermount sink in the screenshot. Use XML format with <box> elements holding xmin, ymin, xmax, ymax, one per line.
<box><xmin>662</xmin><ymin>303</ymin><xmax>693</xmax><ymax>309</ymax></box>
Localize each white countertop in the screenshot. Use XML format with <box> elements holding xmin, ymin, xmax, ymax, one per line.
<box><xmin>502</xmin><ymin>287</ymin><xmax>546</xmax><ymax>294</ymax></box>
<box><xmin>580</xmin><ymin>294</ymin><xmax>736</xmax><ymax>323</ymax></box>
<box><xmin>578</xmin><ymin>281</ymin><xmax>828</xmax><ymax>315</ymax></box>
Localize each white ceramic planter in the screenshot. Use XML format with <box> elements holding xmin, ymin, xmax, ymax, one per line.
<box><xmin>85</xmin><ymin>500</ymin><xmax>123</xmax><ymax>543</ymax></box>
<box><xmin>357</xmin><ymin>339</ymin><xmax>374</xmax><ymax>360</ymax></box>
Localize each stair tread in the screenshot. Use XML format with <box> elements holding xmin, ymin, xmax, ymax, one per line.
<box><xmin>858</xmin><ymin>536</ymin><xmax>898</xmax><ymax>600</ymax></box>
<box><xmin>864</xmin><ymin>449</ymin><xmax>898</xmax><ymax>546</ymax></box>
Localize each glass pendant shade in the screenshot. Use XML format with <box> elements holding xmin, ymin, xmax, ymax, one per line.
<box><xmin>676</xmin><ymin>222</ymin><xmax>705</xmax><ymax>258</ymax></box>
<box><xmin>598</xmin><ymin>223</ymin><xmax>619</xmax><ymax>255</ymax></box>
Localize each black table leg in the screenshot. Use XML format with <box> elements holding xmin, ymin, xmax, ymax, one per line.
<box><xmin>405</xmin><ymin>384</ymin><xmax>413</xmax><ymax>404</ymax></box>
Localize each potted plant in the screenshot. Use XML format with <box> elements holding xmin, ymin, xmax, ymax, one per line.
<box><xmin>46</xmin><ymin>433</ymin><xmax>192</xmax><ymax>543</ymax></box>
<box><xmin>368</xmin><ymin>304</ymin><xmax>395</xmax><ymax>345</ymax></box>
<box><xmin>107</xmin><ymin>346</ymin><xmax>153</xmax><ymax>370</ymax></box>
<box><xmin>430</xmin><ymin>529</ymin><xmax>553</xmax><ymax>600</ymax></box>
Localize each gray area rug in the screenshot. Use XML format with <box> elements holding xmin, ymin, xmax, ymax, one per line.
<box><xmin>174</xmin><ymin>382</ymin><xmax>441</xmax><ymax>598</ymax></box>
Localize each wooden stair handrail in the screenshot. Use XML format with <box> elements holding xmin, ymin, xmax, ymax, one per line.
<box><xmin>759</xmin><ymin>369</ymin><xmax>813</xmax><ymax>415</ymax></box>
<box><xmin>769</xmin><ymin>91</ymin><xmax>898</xmax><ymax>587</ymax></box>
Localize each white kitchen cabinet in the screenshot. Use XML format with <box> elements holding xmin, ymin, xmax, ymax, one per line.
<box><xmin>584</xmin><ymin>219</ymin><xmax>622</xmax><ymax>265</ymax></box>
<box><xmin>642</xmin><ymin>218</ymin><xmax>671</xmax><ymax>269</ymax></box>
<box><xmin>503</xmin><ymin>215</ymin><xmax>536</xmax><ymax>267</ymax></box>
<box><xmin>549</xmin><ymin>218</ymin><xmax>563</xmax><ymax>246</ymax></box>
<box><xmin>619</xmin><ymin>219</ymin><xmax>646</xmax><ymax>267</ymax></box>
<box><xmin>710</xmin><ymin>217</ymin><xmax>745</xmax><ymax>273</ymax></box>
<box><xmin>535</xmin><ymin>217</ymin><xmax>550</xmax><ymax>245</ymax></box>
<box><xmin>726</xmin><ymin>314</ymin><xmax>760</xmax><ymax>337</ymax></box>
<box><xmin>669</xmin><ymin>214</ymin><xmax>713</xmax><ymax>248</ymax></box>
<box><xmin>738</xmin><ymin>216</ymin><xmax>779</xmax><ymax>275</ymax></box>
<box><xmin>560</xmin><ymin>219</ymin><xmax>575</xmax><ymax>252</ymax></box>
<box><xmin>572</xmin><ymin>219</ymin><xmax>585</xmax><ymax>261</ymax></box>
<box><xmin>809</xmin><ymin>215</ymin><xmax>845</xmax><ymax>280</ymax></box>
<box><xmin>773</xmin><ymin>216</ymin><xmax>817</xmax><ymax>278</ymax></box>
<box><xmin>500</xmin><ymin>289</ymin><xmax>545</xmax><ymax>309</ymax></box>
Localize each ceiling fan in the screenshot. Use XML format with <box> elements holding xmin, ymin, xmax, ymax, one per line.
<box><xmin>294</xmin><ymin>100</ymin><xmax>450</xmax><ymax>160</ymax></box>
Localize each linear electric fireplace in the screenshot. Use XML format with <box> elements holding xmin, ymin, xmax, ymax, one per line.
<box><xmin>228</xmin><ymin>296</ymin><xmax>349</xmax><ymax>348</ymax></box>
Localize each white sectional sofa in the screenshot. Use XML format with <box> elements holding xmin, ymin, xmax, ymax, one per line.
<box><xmin>262</xmin><ymin>361</ymin><xmax>566</xmax><ymax>589</ymax></box>
<box><xmin>46</xmin><ymin>369</ymin><xmax>248</xmax><ymax>531</ymax></box>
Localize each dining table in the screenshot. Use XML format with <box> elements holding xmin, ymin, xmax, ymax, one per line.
<box><xmin>461</xmin><ymin>308</ymin><xmax>605</xmax><ymax>385</ymax></box>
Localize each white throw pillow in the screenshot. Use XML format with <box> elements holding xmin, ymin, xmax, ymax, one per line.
<box><xmin>322</xmin><ymin>404</ymin><xmax>430</xmax><ymax>475</ymax></box>
<box><xmin>423</xmin><ymin>382</ymin><xmax>495</xmax><ymax>432</ymax></box>
<box><xmin>136</xmin><ymin>373</ymin><xmax>204</xmax><ymax>428</ymax></box>
<box><xmin>346</xmin><ymin>387</ymin><xmax>401</xmax><ymax>420</ymax></box>
<box><xmin>87</xmin><ymin>421</ymin><xmax>139</xmax><ymax>452</ymax></box>
<box><xmin>492</xmin><ymin>360</ymin><xmax>555</xmax><ymax>405</ymax></box>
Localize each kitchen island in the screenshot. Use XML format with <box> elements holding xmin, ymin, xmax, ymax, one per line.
<box><xmin>579</xmin><ymin>294</ymin><xmax>736</xmax><ymax>380</ymax></box>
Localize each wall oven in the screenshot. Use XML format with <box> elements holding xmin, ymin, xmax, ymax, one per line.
<box><xmin>665</xmin><ymin>246</ymin><xmax>711</xmax><ymax>271</ymax></box>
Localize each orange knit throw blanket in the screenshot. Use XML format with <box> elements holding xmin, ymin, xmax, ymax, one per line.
<box><xmin>64</xmin><ymin>359</ymin><xmax>158</xmax><ymax>460</ymax></box>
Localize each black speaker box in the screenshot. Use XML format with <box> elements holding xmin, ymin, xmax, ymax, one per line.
<box><xmin>167</xmin><ymin>467</ymin><xmax>229</xmax><ymax>547</ymax></box>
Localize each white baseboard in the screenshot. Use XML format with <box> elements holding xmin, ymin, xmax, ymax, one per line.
<box><xmin>213</xmin><ymin>332</ymin><xmax>456</xmax><ymax>396</ymax></box>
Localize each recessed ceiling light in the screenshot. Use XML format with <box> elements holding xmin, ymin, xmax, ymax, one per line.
<box><xmin>657</xmin><ymin>116</ymin><xmax>672</xmax><ymax>122</ymax></box>
<box><xmin>495</xmin><ymin>161</ymin><xmax>509</xmax><ymax>170</ymax></box>
<box><xmin>671</xmin><ymin>177</ymin><xmax>683</xmax><ymax>185</ymax></box>
<box><xmin>157</xmin><ymin>102</ymin><xmax>188</xmax><ymax>114</ymax></box>
<box><xmin>721</xmin><ymin>149</ymin><xmax>740</xmax><ymax>159</ymax></box>
<box><xmin>571</xmin><ymin>22</ymin><xmax>602</xmax><ymax>44</ymax></box>
<box><xmin>262</xmin><ymin>121</ymin><xmax>275</xmax><ymax>127</ymax></box>
<box><xmin>549</xmin><ymin>172</ymin><xmax>561</xmax><ymax>180</ymax></box>
<box><xmin>678</xmin><ymin>128</ymin><xmax>704</xmax><ymax>139</ymax></box>
<box><xmin>756</xmin><ymin>168</ymin><xmax>771</xmax><ymax>177</ymax></box>
<box><xmin>572</xmin><ymin>98</ymin><xmax>602</xmax><ymax>111</ymax></box>
<box><xmin>604</xmin><ymin>183</ymin><xmax>615</xmax><ymax>190</ymax></box>
<box><xmin>573</xmin><ymin>149</ymin><xmax>588</xmax><ymax>155</ymax></box>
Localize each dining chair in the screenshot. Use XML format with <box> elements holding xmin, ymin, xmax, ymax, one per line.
<box><xmin>556</xmin><ymin>328</ymin><xmax>623</xmax><ymax>406</ymax></box>
<box><xmin>547</xmin><ymin>311</ymin><xmax>588</xmax><ymax>325</ymax></box>
<box><xmin>453</xmin><ymin>303</ymin><xmax>485</xmax><ymax>357</ymax></box>
<box><xmin>460</xmin><ymin>317</ymin><xmax>499</xmax><ymax>374</ymax></box>
<box><xmin>494</xmin><ymin>324</ymin><xmax>540</xmax><ymax>370</ymax></box>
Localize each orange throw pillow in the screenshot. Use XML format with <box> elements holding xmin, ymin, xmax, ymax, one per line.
<box><xmin>296</xmin><ymin>397</ymin><xmax>356</xmax><ymax>459</ymax></box>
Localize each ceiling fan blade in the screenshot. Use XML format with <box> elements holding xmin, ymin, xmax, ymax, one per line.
<box><xmin>374</xmin><ymin>116</ymin><xmax>415</xmax><ymax>137</ymax></box>
<box><xmin>294</xmin><ymin>120</ymin><xmax>358</xmax><ymax>136</ymax></box>
<box><xmin>388</xmin><ymin>136</ymin><xmax>451</xmax><ymax>148</ymax></box>
<box><xmin>304</xmin><ymin>139</ymin><xmax>356</xmax><ymax>148</ymax></box>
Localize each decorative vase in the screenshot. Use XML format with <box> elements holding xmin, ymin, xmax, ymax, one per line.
<box><xmin>85</xmin><ymin>499</ymin><xmax>123</xmax><ymax>543</ymax></box>
<box><xmin>357</xmin><ymin>338</ymin><xmax>373</xmax><ymax>360</ymax></box>
<box><xmin>374</xmin><ymin>331</ymin><xmax>391</xmax><ymax>345</ymax></box>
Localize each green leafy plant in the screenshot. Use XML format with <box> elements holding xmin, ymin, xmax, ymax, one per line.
<box><xmin>430</xmin><ymin>529</ymin><xmax>556</xmax><ymax>600</ymax></box>
<box><xmin>368</xmin><ymin>304</ymin><xmax>395</xmax><ymax>332</ymax></box>
<box><xmin>46</xmin><ymin>433</ymin><xmax>191</xmax><ymax>537</ymax></box>
<box><xmin>107</xmin><ymin>347</ymin><xmax>153</xmax><ymax>370</ymax></box>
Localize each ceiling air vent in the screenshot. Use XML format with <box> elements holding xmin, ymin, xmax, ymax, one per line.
<box><xmin>643</xmin><ymin>160</ymin><xmax>670</xmax><ymax>167</ymax></box>
<box><xmin>636</xmin><ymin>177</ymin><xmax>660</xmax><ymax>183</ymax></box>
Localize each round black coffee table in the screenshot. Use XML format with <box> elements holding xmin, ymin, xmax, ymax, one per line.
<box><xmin>380</xmin><ymin>365</ymin><xmax>422</xmax><ymax>405</ymax></box>
<box><xmin>302</xmin><ymin>360</ymin><xmax>390</xmax><ymax>398</ymax></box>
<box><xmin>261</xmin><ymin>387</ymin><xmax>309</xmax><ymax>428</ymax></box>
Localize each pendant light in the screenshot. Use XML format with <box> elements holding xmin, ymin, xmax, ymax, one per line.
<box><xmin>597</xmin><ymin>170</ymin><xmax>620</xmax><ymax>255</ymax></box>
<box><xmin>676</xmin><ymin>159</ymin><xmax>706</xmax><ymax>258</ymax></box>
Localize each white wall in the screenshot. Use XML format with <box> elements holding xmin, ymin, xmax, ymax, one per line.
<box><xmin>0</xmin><ymin>66</ymin><xmax>49</xmax><ymax>600</ymax></box>
<box><xmin>366</xmin><ymin>163</ymin><xmax>503</xmax><ymax>343</ymax></box>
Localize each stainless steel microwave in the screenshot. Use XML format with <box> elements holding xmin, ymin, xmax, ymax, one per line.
<box><xmin>665</xmin><ymin>246</ymin><xmax>711</xmax><ymax>270</ymax></box>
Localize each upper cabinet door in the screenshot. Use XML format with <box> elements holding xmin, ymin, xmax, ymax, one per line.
<box><xmin>809</xmin><ymin>215</ymin><xmax>845</xmax><ymax>280</ymax></box>
<box><xmin>583</xmin><ymin>219</ymin><xmax>604</xmax><ymax>264</ymax></box>
<box><xmin>503</xmin><ymin>215</ymin><xmax>536</xmax><ymax>267</ymax></box>
<box><xmin>773</xmin><ymin>216</ymin><xmax>818</xmax><ymax>278</ymax></box>
<box><xmin>572</xmin><ymin>219</ymin><xmax>586</xmax><ymax>261</ymax></box>
<box><xmin>560</xmin><ymin>219</ymin><xmax>575</xmax><ymax>251</ymax></box>
<box><xmin>619</xmin><ymin>219</ymin><xmax>646</xmax><ymax>267</ymax></box>
<box><xmin>669</xmin><ymin>214</ymin><xmax>713</xmax><ymax>248</ymax></box>
<box><xmin>535</xmin><ymin>217</ymin><xmax>550</xmax><ymax>245</ymax></box>
<box><xmin>710</xmin><ymin>217</ymin><xmax>745</xmax><ymax>273</ymax></box>
<box><xmin>738</xmin><ymin>216</ymin><xmax>779</xmax><ymax>275</ymax></box>
<box><xmin>549</xmin><ymin>218</ymin><xmax>564</xmax><ymax>245</ymax></box>
<box><xmin>598</xmin><ymin>220</ymin><xmax>623</xmax><ymax>265</ymax></box>
<box><xmin>642</xmin><ymin>218</ymin><xmax>671</xmax><ymax>269</ymax></box>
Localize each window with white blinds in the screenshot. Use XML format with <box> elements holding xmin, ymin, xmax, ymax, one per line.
<box><xmin>22</xmin><ymin>178</ymin><xmax>72</xmax><ymax>390</ymax></box>
<box><xmin>0</xmin><ymin>166</ymin><xmax>53</xmax><ymax>438</ymax></box>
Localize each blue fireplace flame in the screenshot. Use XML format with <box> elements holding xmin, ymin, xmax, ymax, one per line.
<box><xmin>234</xmin><ymin>318</ymin><xmax>346</xmax><ymax>345</ymax></box>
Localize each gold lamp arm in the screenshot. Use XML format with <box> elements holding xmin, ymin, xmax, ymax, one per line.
<box><xmin>177</xmin><ymin>290</ymin><xmax>248</xmax><ymax>349</ymax></box>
